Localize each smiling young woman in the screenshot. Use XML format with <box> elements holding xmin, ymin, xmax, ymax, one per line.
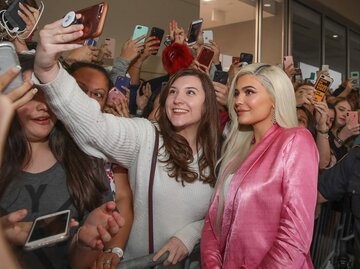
<box><xmin>201</xmin><ymin>63</ymin><xmax>319</xmax><ymax>269</ymax></box>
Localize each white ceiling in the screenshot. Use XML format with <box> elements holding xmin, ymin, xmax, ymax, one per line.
<box><xmin>200</xmin><ymin>0</ymin><xmax>277</xmax><ymax>29</ymax></box>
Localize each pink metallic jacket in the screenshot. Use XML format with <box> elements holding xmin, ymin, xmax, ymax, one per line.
<box><xmin>201</xmin><ymin>125</ymin><xmax>319</xmax><ymax>269</ymax></box>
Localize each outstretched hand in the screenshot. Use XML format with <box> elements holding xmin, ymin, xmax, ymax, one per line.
<box><xmin>77</xmin><ymin>201</ymin><xmax>125</xmax><ymax>251</ymax></box>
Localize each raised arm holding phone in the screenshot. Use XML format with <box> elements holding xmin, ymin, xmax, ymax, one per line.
<box><xmin>34</xmin><ymin>16</ymin><xmax>221</xmax><ymax>269</ymax></box>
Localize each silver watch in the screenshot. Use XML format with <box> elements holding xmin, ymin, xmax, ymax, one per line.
<box><xmin>104</xmin><ymin>247</ymin><xmax>124</xmax><ymax>259</ymax></box>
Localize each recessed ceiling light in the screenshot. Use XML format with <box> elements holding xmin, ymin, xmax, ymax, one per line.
<box><xmin>332</xmin><ymin>34</ymin><xmax>339</xmax><ymax>38</ymax></box>
<box><xmin>202</xmin><ymin>0</ymin><xmax>214</xmax><ymax>2</ymax></box>
<box><xmin>264</xmin><ymin>3</ymin><xmax>271</xmax><ymax>7</ymax></box>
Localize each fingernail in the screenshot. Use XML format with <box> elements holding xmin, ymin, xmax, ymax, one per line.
<box><xmin>31</xmin><ymin>88</ymin><xmax>38</xmax><ymax>94</ymax></box>
<box><xmin>15</xmin><ymin>65</ymin><xmax>21</xmax><ymax>70</ymax></box>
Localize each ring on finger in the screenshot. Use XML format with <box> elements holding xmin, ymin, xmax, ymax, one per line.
<box><xmin>102</xmin><ymin>259</ymin><xmax>111</xmax><ymax>265</ymax></box>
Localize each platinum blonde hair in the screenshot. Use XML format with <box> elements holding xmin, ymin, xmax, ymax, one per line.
<box><xmin>214</xmin><ymin>63</ymin><xmax>298</xmax><ymax>233</ymax></box>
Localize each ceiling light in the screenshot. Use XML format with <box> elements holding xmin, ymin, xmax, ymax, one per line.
<box><xmin>264</xmin><ymin>3</ymin><xmax>271</xmax><ymax>7</ymax></box>
<box><xmin>202</xmin><ymin>0</ymin><xmax>214</xmax><ymax>2</ymax></box>
<box><xmin>332</xmin><ymin>34</ymin><xmax>339</xmax><ymax>38</ymax></box>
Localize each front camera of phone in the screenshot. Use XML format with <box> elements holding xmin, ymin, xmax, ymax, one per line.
<box><xmin>137</xmin><ymin>26</ymin><xmax>141</xmax><ymax>29</ymax></box>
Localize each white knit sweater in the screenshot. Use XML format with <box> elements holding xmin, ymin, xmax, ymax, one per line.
<box><xmin>35</xmin><ymin>66</ymin><xmax>214</xmax><ymax>259</ymax></box>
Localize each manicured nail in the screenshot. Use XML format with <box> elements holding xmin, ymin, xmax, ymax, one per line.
<box><xmin>31</xmin><ymin>88</ymin><xmax>38</xmax><ymax>94</ymax></box>
<box><xmin>15</xmin><ymin>65</ymin><xmax>21</xmax><ymax>70</ymax></box>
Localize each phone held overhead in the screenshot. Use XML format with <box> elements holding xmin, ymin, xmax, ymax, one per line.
<box><xmin>187</xmin><ymin>18</ymin><xmax>203</xmax><ymax>46</ymax></box>
<box><xmin>132</xmin><ymin>25</ymin><xmax>149</xmax><ymax>44</ymax></box>
<box><xmin>62</xmin><ymin>2</ymin><xmax>108</xmax><ymax>41</ymax></box>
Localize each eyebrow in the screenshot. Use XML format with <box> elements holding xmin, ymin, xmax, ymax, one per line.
<box><xmin>240</xmin><ymin>85</ymin><xmax>256</xmax><ymax>90</ymax></box>
<box><xmin>170</xmin><ymin>86</ymin><xmax>199</xmax><ymax>91</ymax></box>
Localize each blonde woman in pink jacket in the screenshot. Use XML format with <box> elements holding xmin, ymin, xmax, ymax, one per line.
<box><xmin>201</xmin><ymin>64</ymin><xmax>319</xmax><ymax>268</ymax></box>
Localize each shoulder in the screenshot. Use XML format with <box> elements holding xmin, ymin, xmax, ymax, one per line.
<box><xmin>278</xmin><ymin>127</ymin><xmax>318</xmax><ymax>157</ymax></box>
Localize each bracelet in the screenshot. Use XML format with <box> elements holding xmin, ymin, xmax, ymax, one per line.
<box><xmin>316</xmin><ymin>129</ymin><xmax>329</xmax><ymax>134</ymax></box>
<box><xmin>335</xmin><ymin>136</ymin><xmax>344</xmax><ymax>145</ymax></box>
<box><xmin>75</xmin><ymin>227</ymin><xmax>92</xmax><ymax>250</ymax></box>
<box><xmin>317</xmin><ymin>132</ymin><xmax>329</xmax><ymax>139</ymax></box>
<box><xmin>104</xmin><ymin>247</ymin><xmax>124</xmax><ymax>259</ymax></box>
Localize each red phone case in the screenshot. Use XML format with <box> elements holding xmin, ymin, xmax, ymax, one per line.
<box><xmin>197</xmin><ymin>47</ymin><xmax>214</xmax><ymax>68</ymax></box>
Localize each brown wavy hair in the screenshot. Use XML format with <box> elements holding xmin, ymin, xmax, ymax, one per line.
<box><xmin>0</xmin><ymin>118</ymin><xmax>108</xmax><ymax>218</ymax></box>
<box><xmin>157</xmin><ymin>68</ymin><xmax>221</xmax><ymax>187</ymax></box>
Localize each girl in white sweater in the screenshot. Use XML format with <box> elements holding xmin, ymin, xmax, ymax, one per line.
<box><xmin>33</xmin><ymin>18</ymin><xmax>221</xmax><ymax>268</ymax></box>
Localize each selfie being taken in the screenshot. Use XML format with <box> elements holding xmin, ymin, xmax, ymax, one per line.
<box><xmin>0</xmin><ymin>0</ymin><xmax>360</xmax><ymax>269</ymax></box>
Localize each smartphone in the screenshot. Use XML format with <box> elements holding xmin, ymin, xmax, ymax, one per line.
<box><xmin>346</xmin><ymin>111</ymin><xmax>358</xmax><ymax>128</ymax></box>
<box><xmin>132</xmin><ymin>25</ymin><xmax>149</xmax><ymax>44</ymax></box>
<box><xmin>283</xmin><ymin>56</ymin><xmax>294</xmax><ymax>70</ymax></box>
<box><xmin>351</xmin><ymin>71</ymin><xmax>360</xmax><ymax>88</ymax></box>
<box><xmin>239</xmin><ymin>53</ymin><xmax>253</xmax><ymax>64</ymax></box>
<box><xmin>24</xmin><ymin>210</ymin><xmax>71</xmax><ymax>251</ymax></box>
<box><xmin>203</xmin><ymin>30</ymin><xmax>213</xmax><ymax>45</ymax></box>
<box><xmin>196</xmin><ymin>46</ymin><xmax>214</xmax><ymax>69</ymax></box>
<box><xmin>107</xmin><ymin>87</ymin><xmax>127</xmax><ymax>107</ymax></box>
<box><xmin>321</xmin><ymin>64</ymin><xmax>329</xmax><ymax>72</ymax></box>
<box><xmin>187</xmin><ymin>19</ymin><xmax>203</xmax><ymax>46</ymax></box>
<box><xmin>149</xmin><ymin>27</ymin><xmax>164</xmax><ymax>54</ymax></box>
<box><xmin>115</xmin><ymin>75</ymin><xmax>131</xmax><ymax>95</ymax></box>
<box><xmin>314</xmin><ymin>74</ymin><xmax>333</xmax><ymax>102</ymax></box>
<box><xmin>4</xmin><ymin>0</ymin><xmax>38</xmax><ymax>31</ymax></box>
<box><xmin>213</xmin><ymin>70</ymin><xmax>229</xmax><ymax>85</ymax></box>
<box><xmin>0</xmin><ymin>42</ymin><xmax>23</xmax><ymax>94</ymax></box>
<box><xmin>74</xmin><ymin>2</ymin><xmax>108</xmax><ymax>41</ymax></box>
<box><xmin>294</xmin><ymin>67</ymin><xmax>303</xmax><ymax>82</ymax></box>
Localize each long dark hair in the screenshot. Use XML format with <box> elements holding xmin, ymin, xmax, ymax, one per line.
<box><xmin>0</xmin><ymin>117</ymin><xmax>108</xmax><ymax>217</ymax></box>
<box><xmin>157</xmin><ymin>68</ymin><xmax>221</xmax><ymax>187</ymax></box>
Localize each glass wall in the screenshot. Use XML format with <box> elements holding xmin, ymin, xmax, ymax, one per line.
<box><xmin>200</xmin><ymin>0</ymin><xmax>286</xmax><ymax>69</ymax></box>
<box><xmin>324</xmin><ymin>18</ymin><xmax>346</xmax><ymax>84</ymax></box>
<box><xmin>292</xmin><ymin>1</ymin><xmax>321</xmax><ymax>69</ymax></box>
<box><xmin>349</xmin><ymin>30</ymin><xmax>360</xmax><ymax>74</ymax></box>
<box><xmin>262</xmin><ymin>0</ymin><xmax>285</xmax><ymax>65</ymax></box>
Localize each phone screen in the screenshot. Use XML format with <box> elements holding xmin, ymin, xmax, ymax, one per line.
<box><xmin>187</xmin><ymin>20</ymin><xmax>203</xmax><ymax>45</ymax></box>
<box><xmin>28</xmin><ymin>212</ymin><xmax>69</xmax><ymax>242</ymax></box>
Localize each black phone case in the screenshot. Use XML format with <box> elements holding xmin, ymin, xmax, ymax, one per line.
<box><xmin>150</xmin><ymin>27</ymin><xmax>164</xmax><ymax>55</ymax></box>
<box><xmin>5</xmin><ymin>0</ymin><xmax>27</xmax><ymax>30</ymax></box>
<box><xmin>240</xmin><ymin>53</ymin><xmax>253</xmax><ymax>64</ymax></box>
<box><xmin>213</xmin><ymin>71</ymin><xmax>229</xmax><ymax>85</ymax></box>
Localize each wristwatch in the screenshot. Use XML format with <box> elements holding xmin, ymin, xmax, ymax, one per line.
<box><xmin>104</xmin><ymin>247</ymin><xmax>124</xmax><ymax>259</ymax></box>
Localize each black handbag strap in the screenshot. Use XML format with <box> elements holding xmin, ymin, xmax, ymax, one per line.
<box><xmin>148</xmin><ymin>127</ymin><xmax>159</xmax><ymax>254</ymax></box>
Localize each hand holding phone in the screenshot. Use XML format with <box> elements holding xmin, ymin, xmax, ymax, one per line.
<box><xmin>187</xmin><ymin>19</ymin><xmax>203</xmax><ymax>46</ymax></box>
<box><xmin>149</xmin><ymin>27</ymin><xmax>164</xmax><ymax>55</ymax></box>
<box><xmin>202</xmin><ymin>30</ymin><xmax>213</xmax><ymax>45</ymax></box>
<box><xmin>115</xmin><ymin>75</ymin><xmax>131</xmax><ymax>95</ymax></box>
<box><xmin>107</xmin><ymin>87</ymin><xmax>127</xmax><ymax>107</ymax></box>
<box><xmin>132</xmin><ymin>25</ymin><xmax>149</xmax><ymax>44</ymax></box>
<box><xmin>62</xmin><ymin>2</ymin><xmax>108</xmax><ymax>41</ymax></box>
<box><xmin>213</xmin><ymin>70</ymin><xmax>229</xmax><ymax>85</ymax></box>
<box><xmin>24</xmin><ymin>210</ymin><xmax>71</xmax><ymax>251</ymax></box>
<box><xmin>196</xmin><ymin>46</ymin><xmax>214</xmax><ymax>69</ymax></box>
<box><xmin>347</xmin><ymin>111</ymin><xmax>359</xmax><ymax>128</ymax></box>
<box><xmin>314</xmin><ymin>74</ymin><xmax>333</xmax><ymax>102</ymax></box>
